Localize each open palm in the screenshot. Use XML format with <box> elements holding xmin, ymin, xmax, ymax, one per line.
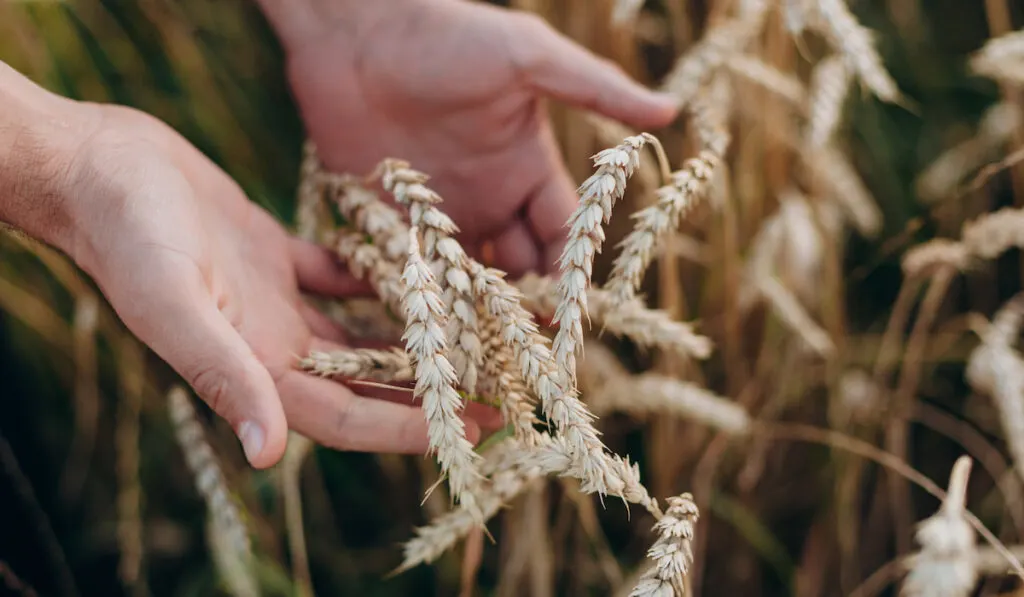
<box><xmin>70</xmin><ymin>105</ymin><xmax>481</xmax><ymax>468</ymax></box>
<box><xmin>284</xmin><ymin>0</ymin><xmax>677</xmax><ymax>275</ymax></box>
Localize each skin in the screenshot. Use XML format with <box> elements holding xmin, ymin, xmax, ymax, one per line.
<box><xmin>0</xmin><ymin>0</ymin><xmax>677</xmax><ymax>469</ymax></box>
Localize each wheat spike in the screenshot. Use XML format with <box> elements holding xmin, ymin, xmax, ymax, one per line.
<box><xmin>806</xmin><ymin>54</ymin><xmax>853</xmax><ymax>148</ymax></box>
<box><xmin>628</xmin><ymin>494</ymin><xmax>699</xmax><ymax>597</ymax></box>
<box><xmin>400</xmin><ymin>229</ymin><xmax>483</xmax><ymax>514</ymax></box>
<box><xmin>811</xmin><ymin>0</ymin><xmax>902</xmax><ymax>104</ymax></box>
<box><xmin>553</xmin><ymin>134</ymin><xmax>654</xmax><ymax>385</ymax></box>
<box><xmin>299</xmin><ymin>348</ymin><xmax>413</xmax><ymax>382</ymax></box>
<box><xmin>167</xmin><ymin>388</ymin><xmax>255</xmax><ymax>594</ymax></box>
<box><xmin>900</xmin><ymin>457</ymin><xmax>978</xmax><ymax>597</ymax></box>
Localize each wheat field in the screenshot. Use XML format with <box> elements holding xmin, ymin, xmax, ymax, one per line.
<box><xmin>3</xmin><ymin>0</ymin><xmax>1024</xmax><ymax>596</ymax></box>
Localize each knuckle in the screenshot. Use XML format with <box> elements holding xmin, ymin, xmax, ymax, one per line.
<box><xmin>188</xmin><ymin>362</ymin><xmax>232</xmax><ymax>418</ymax></box>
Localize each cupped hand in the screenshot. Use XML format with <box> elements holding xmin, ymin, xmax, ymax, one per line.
<box><xmin>283</xmin><ymin>0</ymin><xmax>678</xmax><ymax>275</ymax></box>
<box><xmin>56</xmin><ymin>103</ymin><xmax>491</xmax><ymax>468</ymax></box>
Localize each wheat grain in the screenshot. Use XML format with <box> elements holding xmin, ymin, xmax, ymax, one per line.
<box><xmin>605</xmin><ymin>93</ymin><xmax>728</xmax><ymax>305</ymax></box>
<box><xmin>966</xmin><ymin>294</ymin><xmax>1024</xmax><ymax>486</ymax></box>
<box><xmin>334</xmin><ymin>231</ymin><xmax>406</xmax><ymax>316</ymax></box>
<box><xmin>961</xmin><ymin>206</ymin><xmax>1024</xmax><ymax>260</ymax></box>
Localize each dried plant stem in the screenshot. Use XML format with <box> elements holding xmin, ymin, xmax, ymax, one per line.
<box><xmin>61</xmin><ymin>293</ymin><xmax>100</xmax><ymax>502</ymax></box>
<box><xmin>0</xmin><ymin>432</ymin><xmax>79</xmax><ymax>597</ymax></box>
<box><xmin>116</xmin><ymin>336</ymin><xmax>147</xmax><ymax>597</ymax></box>
<box><xmin>887</xmin><ymin>268</ymin><xmax>955</xmax><ymax>555</ymax></box>
<box><xmin>754</xmin><ymin>422</ymin><xmax>1024</xmax><ymax>580</ymax></box>
<box><xmin>281</xmin><ymin>433</ymin><xmax>314</xmax><ymax>597</ymax></box>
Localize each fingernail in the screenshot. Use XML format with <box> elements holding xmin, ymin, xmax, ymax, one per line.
<box><xmin>237</xmin><ymin>421</ymin><xmax>265</xmax><ymax>464</ymax></box>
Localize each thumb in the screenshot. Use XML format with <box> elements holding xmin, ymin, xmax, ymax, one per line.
<box><xmin>121</xmin><ymin>282</ymin><xmax>288</xmax><ymax>468</ymax></box>
<box><xmin>509</xmin><ymin>13</ymin><xmax>678</xmax><ymax>128</ymax></box>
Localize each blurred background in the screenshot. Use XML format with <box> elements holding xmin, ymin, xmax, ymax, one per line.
<box><xmin>1</xmin><ymin>0</ymin><xmax>1023</xmax><ymax>595</ymax></box>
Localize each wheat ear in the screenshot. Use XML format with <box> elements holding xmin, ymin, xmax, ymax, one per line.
<box><xmin>806</xmin><ymin>54</ymin><xmax>853</xmax><ymax>148</ymax></box>
<box><xmin>900</xmin><ymin>457</ymin><xmax>978</xmax><ymax>597</ymax></box>
<box><xmin>969</xmin><ymin>29</ymin><xmax>1024</xmax><ymax>84</ymax></box>
<box><xmin>552</xmin><ymin>134</ymin><xmax>659</xmax><ymax>385</ymax></box>
<box><xmin>659</xmin><ymin>5</ymin><xmax>769</xmax><ymax>107</ymax></box>
<box><xmin>628</xmin><ymin>494</ymin><xmax>699</xmax><ymax>597</ymax></box>
<box><xmin>300</xmin><ymin>348</ymin><xmax>413</xmax><ymax>382</ymax></box>
<box><xmin>605</xmin><ymin>97</ymin><xmax>729</xmax><ymax>304</ymax></box>
<box><xmin>401</xmin><ymin>228</ymin><xmax>483</xmax><ymax>513</ymax></box>
<box><xmin>167</xmin><ymin>388</ymin><xmax>256</xmax><ymax>594</ymax></box>
<box><xmin>811</xmin><ymin>0</ymin><xmax>902</xmax><ymax>104</ymax></box>
<box><xmin>517</xmin><ymin>273</ymin><xmax>712</xmax><ymax>361</ymax></box>
<box><xmin>379</xmin><ymin>160</ymin><xmax>484</xmax><ymax>393</ymax></box>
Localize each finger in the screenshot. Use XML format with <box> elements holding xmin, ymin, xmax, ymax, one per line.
<box><xmin>278</xmin><ymin>371</ymin><xmax>482</xmax><ymax>452</ymax></box>
<box><xmin>299</xmin><ymin>301</ymin><xmax>348</xmax><ymax>344</ymax></box>
<box><xmin>492</xmin><ymin>217</ymin><xmax>542</xmax><ymax>276</ymax></box>
<box><xmin>289</xmin><ymin>237</ymin><xmax>374</xmax><ymax>298</ymax></box>
<box><xmin>511</xmin><ymin>13</ymin><xmax>679</xmax><ymax>128</ymax></box>
<box><xmin>121</xmin><ymin>282</ymin><xmax>288</xmax><ymax>469</ymax></box>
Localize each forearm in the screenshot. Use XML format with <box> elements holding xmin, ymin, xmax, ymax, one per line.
<box><xmin>0</xmin><ymin>62</ymin><xmax>94</xmax><ymax>256</ymax></box>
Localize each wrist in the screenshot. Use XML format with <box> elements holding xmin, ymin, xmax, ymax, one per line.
<box><xmin>0</xmin><ymin>63</ymin><xmax>100</xmax><ymax>259</ymax></box>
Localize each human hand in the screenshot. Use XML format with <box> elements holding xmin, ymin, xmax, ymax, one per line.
<box><xmin>264</xmin><ymin>0</ymin><xmax>678</xmax><ymax>275</ymax></box>
<box><xmin>0</xmin><ymin>64</ymin><xmax>495</xmax><ymax>468</ymax></box>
